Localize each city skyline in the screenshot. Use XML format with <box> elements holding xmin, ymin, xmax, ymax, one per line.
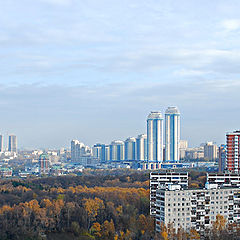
<box><xmin>0</xmin><ymin>1</ymin><xmax>240</xmax><ymax>148</ymax></box>
<box><xmin>0</xmin><ymin>111</ymin><xmax>238</xmax><ymax>150</ymax></box>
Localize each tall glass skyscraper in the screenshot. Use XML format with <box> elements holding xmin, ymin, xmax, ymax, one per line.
<box><xmin>110</xmin><ymin>140</ymin><xmax>124</xmax><ymax>161</ymax></box>
<box><xmin>147</xmin><ymin>111</ymin><xmax>164</xmax><ymax>162</ymax></box>
<box><xmin>136</xmin><ymin>134</ymin><xmax>147</xmax><ymax>161</ymax></box>
<box><xmin>0</xmin><ymin>135</ymin><xmax>3</xmax><ymax>152</ymax></box>
<box><xmin>8</xmin><ymin>135</ymin><xmax>17</xmax><ymax>153</ymax></box>
<box><xmin>124</xmin><ymin>137</ymin><xmax>136</xmax><ymax>161</ymax></box>
<box><xmin>165</xmin><ymin>106</ymin><xmax>180</xmax><ymax>162</ymax></box>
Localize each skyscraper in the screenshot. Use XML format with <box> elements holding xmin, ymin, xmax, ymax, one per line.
<box><xmin>92</xmin><ymin>144</ymin><xmax>102</xmax><ymax>161</ymax></box>
<box><xmin>147</xmin><ymin>111</ymin><xmax>164</xmax><ymax>162</ymax></box>
<box><xmin>165</xmin><ymin>107</ymin><xmax>180</xmax><ymax>162</ymax></box>
<box><xmin>71</xmin><ymin>140</ymin><xmax>86</xmax><ymax>162</ymax></box>
<box><xmin>218</xmin><ymin>144</ymin><xmax>226</xmax><ymax>173</ymax></box>
<box><xmin>124</xmin><ymin>137</ymin><xmax>136</xmax><ymax>161</ymax></box>
<box><xmin>204</xmin><ymin>142</ymin><xmax>218</xmax><ymax>161</ymax></box>
<box><xmin>39</xmin><ymin>153</ymin><xmax>50</xmax><ymax>175</ymax></box>
<box><xmin>0</xmin><ymin>135</ymin><xmax>3</xmax><ymax>152</ymax></box>
<box><xmin>110</xmin><ymin>140</ymin><xmax>124</xmax><ymax>161</ymax></box>
<box><xmin>226</xmin><ymin>131</ymin><xmax>240</xmax><ymax>173</ymax></box>
<box><xmin>8</xmin><ymin>135</ymin><xmax>17</xmax><ymax>153</ymax></box>
<box><xmin>136</xmin><ymin>134</ymin><xmax>147</xmax><ymax>161</ymax></box>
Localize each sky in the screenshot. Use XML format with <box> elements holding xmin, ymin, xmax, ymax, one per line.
<box><xmin>0</xmin><ymin>0</ymin><xmax>240</xmax><ymax>149</ymax></box>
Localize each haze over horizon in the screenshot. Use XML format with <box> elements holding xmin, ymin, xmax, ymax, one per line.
<box><xmin>0</xmin><ymin>0</ymin><xmax>240</xmax><ymax>148</ymax></box>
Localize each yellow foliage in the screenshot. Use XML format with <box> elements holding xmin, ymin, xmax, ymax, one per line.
<box><xmin>213</xmin><ymin>214</ymin><xmax>227</xmax><ymax>231</ymax></box>
<box><xmin>116</xmin><ymin>205</ymin><xmax>123</xmax><ymax>215</ymax></box>
<box><xmin>0</xmin><ymin>205</ymin><xmax>13</xmax><ymax>214</ymax></box>
<box><xmin>83</xmin><ymin>197</ymin><xmax>105</xmax><ymax>218</ymax></box>
<box><xmin>161</xmin><ymin>231</ymin><xmax>168</xmax><ymax>240</ymax></box>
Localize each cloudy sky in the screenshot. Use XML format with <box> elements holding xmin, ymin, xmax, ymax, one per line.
<box><xmin>0</xmin><ymin>0</ymin><xmax>240</xmax><ymax>149</ymax></box>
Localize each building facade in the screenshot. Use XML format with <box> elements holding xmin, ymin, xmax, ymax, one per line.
<box><xmin>136</xmin><ymin>134</ymin><xmax>147</xmax><ymax>161</ymax></box>
<box><xmin>165</xmin><ymin>107</ymin><xmax>180</xmax><ymax>162</ymax></box>
<box><xmin>110</xmin><ymin>140</ymin><xmax>124</xmax><ymax>161</ymax></box>
<box><xmin>8</xmin><ymin>135</ymin><xmax>17</xmax><ymax>153</ymax></box>
<box><xmin>219</xmin><ymin>144</ymin><xmax>226</xmax><ymax>173</ymax></box>
<box><xmin>39</xmin><ymin>154</ymin><xmax>50</xmax><ymax>175</ymax></box>
<box><xmin>71</xmin><ymin>140</ymin><xmax>85</xmax><ymax>162</ymax></box>
<box><xmin>124</xmin><ymin>137</ymin><xmax>136</xmax><ymax>161</ymax></box>
<box><xmin>207</xmin><ymin>173</ymin><xmax>240</xmax><ymax>188</ymax></box>
<box><xmin>204</xmin><ymin>142</ymin><xmax>218</xmax><ymax>161</ymax></box>
<box><xmin>179</xmin><ymin>140</ymin><xmax>188</xmax><ymax>160</ymax></box>
<box><xmin>92</xmin><ymin>144</ymin><xmax>102</xmax><ymax>161</ymax></box>
<box><xmin>226</xmin><ymin>131</ymin><xmax>240</xmax><ymax>173</ymax></box>
<box><xmin>150</xmin><ymin>171</ymin><xmax>188</xmax><ymax>216</ymax></box>
<box><xmin>0</xmin><ymin>135</ymin><xmax>3</xmax><ymax>152</ymax></box>
<box><xmin>155</xmin><ymin>185</ymin><xmax>240</xmax><ymax>232</ymax></box>
<box><xmin>147</xmin><ymin>111</ymin><xmax>164</xmax><ymax>162</ymax></box>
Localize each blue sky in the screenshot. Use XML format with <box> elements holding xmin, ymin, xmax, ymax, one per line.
<box><xmin>0</xmin><ymin>0</ymin><xmax>240</xmax><ymax>148</ymax></box>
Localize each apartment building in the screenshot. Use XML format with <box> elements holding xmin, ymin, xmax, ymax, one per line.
<box><xmin>150</xmin><ymin>171</ymin><xmax>188</xmax><ymax>215</ymax></box>
<box><xmin>207</xmin><ymin>173</ymin><xmax>240</xmax><ymax>188</ymax></box>
<box><xmin>155</xmin><ymin>184</ymin><xmax>240</xmax><ymax>233</ymax></box>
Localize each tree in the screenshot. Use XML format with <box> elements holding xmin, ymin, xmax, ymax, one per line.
<box><xmin>189</xmin><ymin>229</ymin><xmax>200</xmax><ymax>240</ymax></box>
<box><xmin>83</xmin><ymin>197</ymin><xmax>105</xmax><ymax>229</ymax></box>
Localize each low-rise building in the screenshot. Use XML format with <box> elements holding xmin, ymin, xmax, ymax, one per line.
<box><xmin>0</xmin><ymin>167</ymin><xmax>12</xmax><ymax>177</ymax></box>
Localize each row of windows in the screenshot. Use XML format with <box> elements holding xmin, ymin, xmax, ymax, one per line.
<box><xmin>168</xmin><ymin>207</ymin><xmax>191</xmax><ymax>212</ymax></box>
<box><xmin>167</xmin><ymin>202</ymin><xmax>190</xmax><ymax>207</ymax></box>
<box><xmin>167</xmin><ymin>212</ymin><xmax>191</xmax><ymax>217</ymax></box>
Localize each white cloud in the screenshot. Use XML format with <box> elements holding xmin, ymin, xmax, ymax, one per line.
<box><xmin>222</xmin><ymin>19</ymin><xmax>240</xmax><ymax>31</ymax></box>
<box><xmin>40</xmin><ymin>0</ymin><xmax>72</xmax><ymax>6</ymax></box>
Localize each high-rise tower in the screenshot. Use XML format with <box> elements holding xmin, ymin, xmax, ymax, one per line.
<box><xmin>147</xmin><ymin>111</ymin><xmax>164</xmax><ymax>162</ymax></box>
<box><xmin>226</xmin><ymin>131</ymin><xmax>240</xmax><ymax>173</ymax></box>
<box><xmin>110</xmin><ymin>140</ymin><xmax>124</xmax><ymax>161</ymax></box>
<box><xmin>8</xmin><ymin>135</ymin><xmax>17</xmax><ymax>153</ymax></box>
<box><xmin>124</xmin><ymin>137</ymin><xmax>136</xmax><ymax>161</ymax></box>
<box><xmin>39</xmin><ymin>153</ymin><xmax>50</xmax><ymax>175</ymax></box>
<box><xmin>136</xmin><ymin>134</ymin><xmax>147</xmax><ymax>161</ymax></box>
<box><xmin>0</xmin><ymin>135</ymin><xmax>3</xmax><ymax>152</ymax></box>
<box><xmin>165</xmin><ymin>107</ymin><xmax>180</xmax><ymax>162</ymax></box>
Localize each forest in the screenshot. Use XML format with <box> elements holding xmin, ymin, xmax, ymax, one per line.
<box><xmin>0</xmin><ymin>170</ymin><xmax>239</xmax><ymax>240</ymax></box>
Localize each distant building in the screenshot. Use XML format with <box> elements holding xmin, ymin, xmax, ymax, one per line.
<box><xmin>8</xmin><ymin>135</ymin><xmax>17</xmax><ymax>153</ymax></box>
<box><xmin>136</xmin><ymin>134</ymin><xmax>147</xmax><ymax>161</ymax></box>
<box><xmin>165</xmin><ymin>107</ymin><xmax>180</xmax><ymax>162</ymax></box>
<box><xmin>92</xmin><ymin>144</ymin><xmax>102</xmax><ymax>161</ymax></box>
<box><xmin>179</xmin><ymin>140</ymin><xmax>188</xmax><ymax>149</ymax></box>
<box><xmin>179</xmin><ymin>140</ymin><xmax>188</xmax><ymax>160</ymax></box>
<box><xmin>0</xmin><ymin>167</ymin><xmax>12</xmax><ymax>177</ymax></box>
<box><xmin>218</xmin><ymin>144</ymin><xmax>226</xmax><ymax>173</ymax></box>
<box><xmin>71</xmin><ymin>140</ymin><xmax>91</xmax><ymax>162</ymax></box>
<box><xmin>110</xmin><ymin>140</ymin><xmax>124</xmax><ymax>161</ymax></box>
<box><xmin>185</xmin><ymin>147</ymin><xmax>204</xmax><ymax>160</ymax></box>
<box><xmin>104</xmin><ymin>145</ymin><xmax>110</xmax><ymax>162</ymax></box>
<box><xmin>124</xmin><ymin>137</ymin><xmax>136</xmax><ymax>161</ymax></box>
<box><xmin>39</xmin><ymin>154</ymin><xmax>50</xmax><ymax>175</ymax></box>
<box><xmin>147</xmin><ymin>111</ymin><xmax>164</xmax><ymax>162</ymax></box>
<box><xmin>226</xmin><ymin>131</ymin><xmax>240</xmax><ymax>173</ymax></box>
<box><xmin>0</xmin><ymin>135</ymin><xmax>3</xmax><ymax>152</ymax></box>
<box><xmin>204</xmin><ymin>142</ymin><xmax>218</xmax><ymax>161</ymax></box>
